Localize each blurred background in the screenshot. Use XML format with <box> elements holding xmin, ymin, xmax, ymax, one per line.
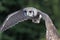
<box><xmin>0</xmin><ymin>0</ymin><xmax>60</xmax><ymax>40</ymax></box>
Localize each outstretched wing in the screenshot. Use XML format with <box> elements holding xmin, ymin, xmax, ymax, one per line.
<box><xmin>0</xmin><ymin>10</ymin><xmax>31</xmax><ymax>32</ymax></box>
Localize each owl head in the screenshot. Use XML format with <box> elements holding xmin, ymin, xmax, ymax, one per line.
<box><xmin>23</xmin><ymin>7</ymin><xmax>38</xmax><ymax>17</ymax></box>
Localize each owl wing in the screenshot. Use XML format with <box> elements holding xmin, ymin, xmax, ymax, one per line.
<box><xmin>0</xmin><ymin>10</ymin><xmax>31</xmax><ymax>32</ymax></box>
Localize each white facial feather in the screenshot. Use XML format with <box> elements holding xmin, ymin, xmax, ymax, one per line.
<box><xmin>23</xmin><ymin>7</ymin><xmax>42</xmax><ymax>23</ymax></box>
<box><xmin>23</xmin><ymin>7</ymin><xmax>38</xmax><ymax>17</ymax></box>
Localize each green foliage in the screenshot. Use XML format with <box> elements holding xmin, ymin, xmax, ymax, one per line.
<box><xmin>0</xmin><ymin>0</ymin><xmax>60</xmax><ymax>40</ymax></box>
<box><xmin>0</xmin><ymin>2</ymin><xmax>7</xmax><ymax>12</ymax></box>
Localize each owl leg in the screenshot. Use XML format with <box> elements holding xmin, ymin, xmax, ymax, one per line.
<box><xmin>32</xmin><ymin>19</ymin><xmax>40</xmax><ymax>23</ymax></box>
<box><xmin>32</xmin><ymin>15</ymin><xmax>42</xmax><ymax>23</ymax></box>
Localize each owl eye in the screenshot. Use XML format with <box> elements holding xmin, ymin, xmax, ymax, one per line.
<box><xmin>29</xmin><ymin>11</ymin><xmax>32</xmax><ymax>13</ymax></box>
<box><xmin>24</xmin><ymin>10</ymin><xmax>27</xmax><ymax>13</ymax></box>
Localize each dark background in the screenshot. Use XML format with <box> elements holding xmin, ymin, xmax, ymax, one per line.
<box><xmin>0</xmin><ymin>0</ymin><xmax>60</xmax><ymax>40</ymax></box>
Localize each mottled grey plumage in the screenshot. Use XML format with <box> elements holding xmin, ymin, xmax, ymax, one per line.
<box><xmin>1</xmin><ymin>7</ymin><xmax>60</xmax><ymax>40</ymax></box>
<box><xmin>34</xmin><ymin>10</ymin><xmax>60</xmax><ymax>40</ymax></box>
<box><xmin>0</xmin><ymin>9</ymin><xmax>31</xmax><ymax>32</ymax></box>
<box><xmin>0</xmin><ymin>7</ymin><xmax>42</xmax><ymax>32</ymax></box>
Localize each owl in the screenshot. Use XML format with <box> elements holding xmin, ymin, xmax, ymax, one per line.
<box><xmin>0</xmin><ymin>7</ymin><xmax>42</xmax><ymax>32</ymax></box>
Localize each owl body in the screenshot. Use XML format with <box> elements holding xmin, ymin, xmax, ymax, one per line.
<box><xmin>0</xmin><ymin>7</ymin><xmax>42</xmax><ymax>32</ymax></box>
<box><xmin>23</xmin><ymin>7</ymin><xmax>42</xmax><ymax>23</ymax></box>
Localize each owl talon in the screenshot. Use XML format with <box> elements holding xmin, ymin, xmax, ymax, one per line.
<box><xmin>32</xmin><ymin>20</ymin><xmax>40</xmax><ymax>23</ymax></box>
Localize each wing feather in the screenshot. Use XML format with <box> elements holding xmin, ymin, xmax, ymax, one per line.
<box><xmin>0</xmin><ymin>10</ymin><xmax>31</xmax><ymax>32</ymax></box>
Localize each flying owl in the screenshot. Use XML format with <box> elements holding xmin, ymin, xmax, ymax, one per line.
<box><xmin>0</xmin><ymin>7</ymin><xmax>42</xmax><ymax>32</ymax></box>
